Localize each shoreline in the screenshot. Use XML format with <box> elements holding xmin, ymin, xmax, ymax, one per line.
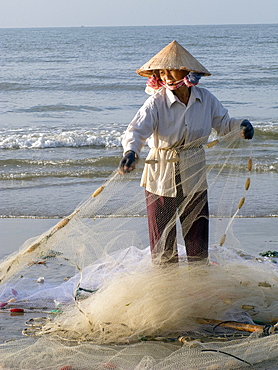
<box><xmin>1</xmin><ymin>217</ymin><xmax>277</xmax><ymax>259</ymax></box>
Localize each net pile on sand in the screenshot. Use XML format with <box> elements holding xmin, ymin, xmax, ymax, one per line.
<box><xmin>1</xmin><ymin>128</ymin><xmax>278</xmax><ymax>369</ymax></box>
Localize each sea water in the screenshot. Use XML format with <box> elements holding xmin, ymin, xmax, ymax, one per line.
<box><xmin>0</xmin><ymin>24</ymin><xmax>277</xmax><ymax>218</ymax></box>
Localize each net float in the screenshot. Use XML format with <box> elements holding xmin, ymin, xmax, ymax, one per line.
<box><xmin>245</xmin><ymin>177</ymin><xmax>251</xmax><ymax>190</ymax></box>
<box><xmin>247</xmin><ymin>157</ymin><xmax>252</xmax><ymax>171</ymax></box>
<box><xmin>145</xmin><ymin>159</ymin><xmax>158</xmax><ymax>164</ymax></box>
<box><xmin>206</xmin><ymin>139</ymin><xmax>219</xmax><ymax>148</ymax></box>
<box><xmin>56</xmin><ymin>218</ymin><xmax>70</xmax><ymax>229</ymax></box>
<box><xmin>92</xmin><ymin>186</ymin><xmax>105</xmax><ymax>197</ymax></box>
<box><xmin>219</xmin><ymin>234</ymin><xmax>226</xmax><ymax>246</ymax></box>
<box><xmin>238</xmin><ymin>197</ymin><xmax>245</xmax><ymax>210</ymax></box>
<box><xmin>166</xmin><ymin>158</ymin><xmax>179</xmax><ymax>163</ymax></box>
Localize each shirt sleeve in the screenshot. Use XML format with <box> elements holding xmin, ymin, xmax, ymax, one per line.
<box><xmin>210</xmin><ymin>93</ymin><xmax>242</xmax><ymax>136</ymax></box>
<box><xmin>122</xmin><ymin>98</ymin><xmax>158</xmax><ymax>156</ymax></box>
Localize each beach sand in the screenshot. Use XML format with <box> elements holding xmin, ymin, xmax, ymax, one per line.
<box><xmin>1</xmin><ymin>217</ymin><xmax>277</xmax><ymax>260</ymax></box>
<box><xmin>0</xmin><ymin>217</ymin><xmax>278</xmax><ymax>368</ymax></box>
<box><xmin>1</xmin><ymin>217</ymin><xmax>277</xmax><ymax>333</ymax></box>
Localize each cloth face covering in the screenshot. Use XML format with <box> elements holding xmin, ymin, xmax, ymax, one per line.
<box><xmin>146</xmin><ymin>72</ymin><xmax>204</xmax><ymax>91</ymax></box>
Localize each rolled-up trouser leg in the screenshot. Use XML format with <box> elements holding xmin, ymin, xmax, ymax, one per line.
<box><xmin>145</xmin><ymin>190</ymin><xmax>178</xmax><ymax>264</ymax></box>
<box><xmin>179</xmin><ymin>190</ymin><xmax>209</xmax><ymax>262</ymax></box>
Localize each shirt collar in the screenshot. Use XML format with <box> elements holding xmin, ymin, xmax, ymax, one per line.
<box><xmin>165</xmin><ymin>86</ymin><xmax>202</xmax><ymax>108</ymax></box>
<box><xmin>191</xmin><ymin>86</ymin><xmax>202</xmax><ymax>102</ymax></box>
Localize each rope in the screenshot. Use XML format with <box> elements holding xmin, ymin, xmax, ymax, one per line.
<box><xmin>201</xmin><ymin>349</ymin><xmax>253</xmax><ymax>367</ymax></box>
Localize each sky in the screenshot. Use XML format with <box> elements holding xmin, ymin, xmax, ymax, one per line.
<box><xmin>0</xmin><ymin>0</ymin><xmax>277</xmax><ymax>28</ymax></box>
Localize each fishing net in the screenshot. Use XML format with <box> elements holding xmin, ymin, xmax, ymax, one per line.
<box><xmin>1</xmin><ymin>126</ymin><xmax>278</xmax><ymax>369</ymax></box>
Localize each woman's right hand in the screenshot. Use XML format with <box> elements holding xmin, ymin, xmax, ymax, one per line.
<box><xmin>118</xmin><ymin>151</ymin><xmax>137</xmax><ymax>175</ymax></box>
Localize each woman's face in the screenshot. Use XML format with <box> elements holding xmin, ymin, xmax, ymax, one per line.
<box><xmin>159</xmin><ymin>69</ymin><xmax>187</xmax><ymax>86</ymax></box>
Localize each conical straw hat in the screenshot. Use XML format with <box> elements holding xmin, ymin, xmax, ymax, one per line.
<box><xmin>136</xmin><ymin>40</ymin><xmax>211</xmax><ymax>77</ymax></box>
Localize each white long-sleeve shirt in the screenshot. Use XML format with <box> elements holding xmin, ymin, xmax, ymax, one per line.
<box><xmin>122</xmin><ymin>86</ymin><xmax>242</xmax><ymax>197</ymax></box>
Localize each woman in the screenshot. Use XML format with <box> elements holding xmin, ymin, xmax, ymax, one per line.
<box><xmin>119</xmin><ymin>40</ymin><xmax>254</xmax><ymax>265</ymax></box>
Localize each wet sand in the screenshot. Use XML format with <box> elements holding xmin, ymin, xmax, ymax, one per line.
<box><xmin>0</xmin><ymin>218</ymin><xmax>278</xmax><ymax>339</ymax></box>
<box><xmin>1</xmin><ymin>217</ymin><xmax>277</xmax><ymax>260</ymax></box>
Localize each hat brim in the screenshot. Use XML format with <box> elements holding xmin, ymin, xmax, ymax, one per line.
<box><xmin>136</xmin><ymin>41</ymin><xmax>211</xmax><ymax>77</ymax></box>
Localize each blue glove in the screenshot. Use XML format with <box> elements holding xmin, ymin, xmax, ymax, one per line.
<box><xmin>240</xmin><ymin>120</ymin><xmax>254</xmax><ymax>140</ymax></box>
<box><xmin>119</xmin><ymin>150</ymin><xmax>137</xmax><ymax>174</ymax></box>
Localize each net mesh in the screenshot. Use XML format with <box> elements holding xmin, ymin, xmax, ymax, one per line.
<box><xmin>1</xmin><ymin>129</ymin><xmax>278</xmax><ymax>369</ymax></box>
